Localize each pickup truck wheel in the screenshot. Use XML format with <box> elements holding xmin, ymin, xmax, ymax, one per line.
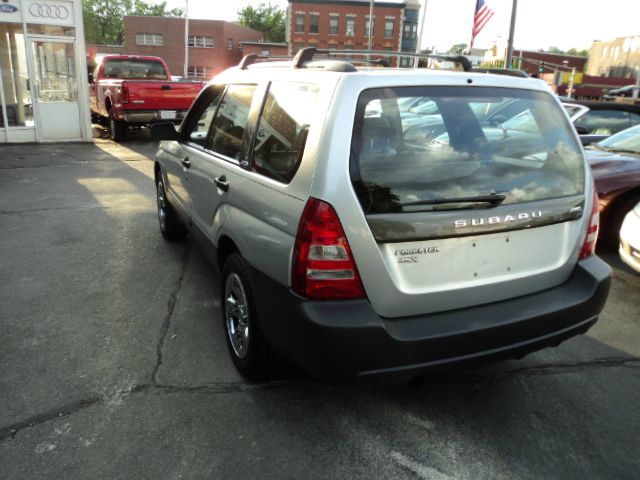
<box><xmin>156</xmin><ymin>176</ymin><xmax>186</xmax><ymax>241</ymax></box>
<box><xmin>109</xmin><ymin>110</ymin><xmax>127</xmax><ymax>142</ymax></box>
<box><xmin>222</xmin><ymin>253</ymin><xmax>280</xmax><ymax>381</ymax></box>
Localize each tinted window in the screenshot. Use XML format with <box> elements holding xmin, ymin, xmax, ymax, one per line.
<box><xmin>351</xmin><ymin>87</ymin><xmax>584</xmax><ymax>214</ymax></box>
<box><xmin>630</xmin><ymin>112</ymin><xmax>640</xmax><ymax>127</ymax></box>
<box><xmin>575</xmin><ymin>110</ymin><xmax>630</xmax><ymax>135</ymax></box>
<box><xmin>252</xmin><ymin>82</ymin><xmax>319</xmax><ymax>183</ymax></box>
<box><xmin>210</xmin><ymin>85</ymin><xmax>256</xmax><ymax>160</ymax></box>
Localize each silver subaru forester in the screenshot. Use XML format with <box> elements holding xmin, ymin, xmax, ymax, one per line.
<box><xmin>152</xmin><ymin>50</ymin><xmax>611</xmax><ymax>382</ymax></box>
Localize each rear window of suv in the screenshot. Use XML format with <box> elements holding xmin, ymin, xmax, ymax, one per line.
<box><xmin>350</xmin><ymin>86</ymin><xmax>584</xmax><ymax>214</ymax></box>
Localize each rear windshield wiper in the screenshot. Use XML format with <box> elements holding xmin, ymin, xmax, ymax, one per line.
<box><xmin>400</xmin><ymin>193</ymin><xmax>506</xmax><ymax>208</ymax></box>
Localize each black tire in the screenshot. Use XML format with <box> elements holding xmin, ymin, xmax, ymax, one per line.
<box><xmin>156</xmin><ymin>176</ymin><xmax>187</xmax><ymax>241</ymax></box>
<box><xmin>601</xmin><ymin>195</ymin><xmax>640</xmax><ymax>247</ymax></box>
<box><xmin>109</xmin><ymin>109</ymin><xmax>127</xmax><ymax>142</ymax></box>
<box><xmin>221</xmin><ymin>253</ymin><xmax>280</xmax><ymax>381</ymax></box>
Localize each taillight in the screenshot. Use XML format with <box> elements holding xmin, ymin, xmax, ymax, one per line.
<box><xmin>292</xmin><ymin>198</ymin><xmax>366</xmax><ymax>300</ymax></box>
<box><xmin>579</xmin><ymin>188</ymin><xmax>600</xmax><ymax>259</ymax></box>
<box><xmin>122</xmin><ymin>85</ymin><xmax>130</xmax><ymax>104</ymax></box>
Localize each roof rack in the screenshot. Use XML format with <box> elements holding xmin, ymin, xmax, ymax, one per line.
<box><xmin>237</xmin><ymin>48</ymin><xmax>472</xmax><ymax>72</ymax></box>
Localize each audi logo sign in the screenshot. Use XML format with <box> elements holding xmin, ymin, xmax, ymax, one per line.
<box><xmin>28</xmin><ymin>3</ymin><xmax>69</xmax><ymax>20</ymax></box>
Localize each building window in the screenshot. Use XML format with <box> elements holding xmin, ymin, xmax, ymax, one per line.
<box><xmin>308</xmin><ymin>42</ymin><xmax>318</xmax><ymax>49</ymax></box>
<box><xmin>295</xmin><ymin>13</ymin><xmax>305</xmax><ymax>33</ymax></box>
<box><xmin>261</xmin><ymin>48</ymin><xmax>270</xmax><ymax>56</ymax></box>
<box><xmin>294</xmin><ymin>42</ymin><xmax>304</xmax><ymax>53</ymax></box>
<box><xmin>228</xmin><ymin>38</ymin><xmax>234</xmax><ymax>50</ymax></box>
<box><xmin>346</xmin><ymin>18</ymin><xmax>355</xmax><ymax>36</ymax></box>
<box><xmin>400</xmin><ymin>57</ymin><xmax>413</xmax><ymax>68</ymax></box>
<box><xmin>329</xmin><ymin>15</ymin><xmax>339</xmax><ymax>35</ymax></box>
<box><xmin>365</xmin><ymin>17</ymin><xmax>374</xmax><ymax>37</ymax></box>
<box><xmin>188</xmin><ymin>36</ymin><xmax>214</xmax><ymax>48</ymax></box>
<box><xmin>135</xmin><ymin>33</ymin><xmax>163</xmax><ymax>46</ymax></box>
<box><xmin>187</xmin><ymin>66</ymin><xmax>209</xmax><ymax>78</ymax></box>
<box><xmin>309</xmin><ymin>13</ymin><xmax>319</xmax><ymax>34</ymax></box>
<box><xmin>384</xmin><ymin>19</ymin><xmax>394</xmax><ymax>38</ymax></box>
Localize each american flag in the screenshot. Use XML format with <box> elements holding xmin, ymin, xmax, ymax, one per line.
<box><xmin>470</xmin><ymin>0</ymin><xmax>495</xmax><ymax>47</ymax></box>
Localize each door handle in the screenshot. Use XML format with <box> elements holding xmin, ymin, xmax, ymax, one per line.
<box><xmin>181</xmin><ymin>157</ymin><xmax>191</xmax><ymax>169</ymax></box>
<box><xmin>161</xmin><ymin>85</ymin><xmax>172</xmax><ymax>90</ymax></box>
<box><xmin>214</xmin><ymin>175</ymin><xmax>229</xmax><ymax>192</ymax></box>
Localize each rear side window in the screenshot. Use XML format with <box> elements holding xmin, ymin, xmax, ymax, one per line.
<box><xmin>210</xmin><ymin>85</ymin><xmax>256</xmax><ymax>160</ymax></box>
<box><xmin>252</xmin><ymin>82</ymin><xmax>319</xmax><ymax>183</ymax></box>
<box><xmin>351</xmin><ymin>86</ymin><xmax>584</xmax><ymax>214</ymax></box>
<box><xmin>575</xmin><ymin>109</ymin><xmax>630</xmax><ymax>135</ymax></box>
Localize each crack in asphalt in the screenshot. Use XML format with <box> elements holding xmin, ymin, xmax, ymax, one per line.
<box><xmin>1</xmin><ymin>356</ymin><xmax>637</xmax><ymax>442</ymax></box>
<box><xmin>151</xmin><ymin>244</ymin><xmax>191</xmax><ymax>386</ymax></box>
<box><xmin>0</xmin><ymin>205</ymin><xmax>111</xmax><ymax>216</ymax></box>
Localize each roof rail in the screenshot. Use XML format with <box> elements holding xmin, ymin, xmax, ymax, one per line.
<box><xmin>292</xmin><ymin>47</ymin><xmax>472</xmax><ymax>72</ymax></box>
<box><xmin>239</xmin><ymin>48</ymin><xmax>472</xmax><ymax>72</ymax></box>
<box><xmin>238</xmin><ymin>53</ymin><xmax>291</xmax><ymax>70</ymax></box>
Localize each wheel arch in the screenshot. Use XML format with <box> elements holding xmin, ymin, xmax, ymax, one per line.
<box><xmin>217</xmin><ymin>235</ymin><xmax>240</xmax><ymax>272</ymax></box>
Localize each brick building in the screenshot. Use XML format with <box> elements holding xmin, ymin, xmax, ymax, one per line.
<box><xmin>286</xmin><ymin>0</ymin><xmax>408</xmax><ymax>66</ymax></box>
<box><xmin>90</xmin><ymin>16</ymin><xmax>264</xmax><ymax>79</ymax></box>
<box><xmin>239</xmin><ymin>41</ymin><xmax>289</xmax><ymax>58</ymax></box>
<box><xmin>588</xmin><ymin>35</ymin><xmax>640</xmax><ymax>79</ymax></box>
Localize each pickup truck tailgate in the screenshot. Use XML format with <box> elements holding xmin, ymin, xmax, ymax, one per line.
<box><xmin>124</xmin><ymin>80</ymin><xmax>203</xmax><ymax>111</ymax></box>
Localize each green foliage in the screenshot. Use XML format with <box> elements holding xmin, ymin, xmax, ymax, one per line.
<box><xmin>83</xmin><ymin>0</ymin><xmax>184</xmax><ymax>45</ymax></box>
<box><xmin>237</xmin><ymin>3</ymin><xmax>285</xmax><ymax>43</ymax></box>
<box><xmin>547</xmin><ymin>46</ymin><xmax>589</xmax><ymax>57</ymax></box>
<box><xmin>447</xmin><ymin>43</ymin><xmax>468</xmax><ymax>55</ymax></box>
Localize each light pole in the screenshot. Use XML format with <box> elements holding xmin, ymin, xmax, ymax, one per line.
<box><xmin>414</xmin><ymin>0</ymin><xmax>429</xmax><ymax>68</ymax></box>
<box><xmin>183</xmin><ymin>0</ymin><xmax>190</xmax><ymax>78</ymax></box>
<box><xmin>368</xmin><ymin>0</ymin><xmax>374</xmax><ymax>58</ymax></box>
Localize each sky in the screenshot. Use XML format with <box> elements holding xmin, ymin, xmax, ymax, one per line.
<box><xmin>162</xmin><ymin>0</ymin><xmax>640</xmax><ymax>52</ymax></box>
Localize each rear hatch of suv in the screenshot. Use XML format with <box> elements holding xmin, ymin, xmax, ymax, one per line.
<box><xmin>349</xmin><ymin>85</ymin><xmax>588</xmax><ymax>317</ymax></box>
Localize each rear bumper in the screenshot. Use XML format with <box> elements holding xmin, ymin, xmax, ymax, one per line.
<box><xmin>250</xmin><ymin>256</ymin><xmax>612</xmax><ymax>382</ymax></box>
<box><xmin>122</xmin><ymin>110</ymin><xmax>187</xmax><ymax>124</ymax></box>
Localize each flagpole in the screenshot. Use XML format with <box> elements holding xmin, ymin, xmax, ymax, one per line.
<box><xmin>414</xmin><ymin>0</ymin><xmax>429</xmax><ymax>67</ymax></box>
<box><xmin>505</xmin><ymin>0</ymin><xmax>518</xmax><ymax>69</ymax></box>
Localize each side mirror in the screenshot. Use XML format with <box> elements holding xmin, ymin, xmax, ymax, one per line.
<box><xmin>575</xmin><ymin>125</ymin><xmax>589</xmax><ymax>135</ymax></box>
<box><xmin>151</xmin><ymin>122</ymin><xmax>179</xmax><ymax>141</ymax></box>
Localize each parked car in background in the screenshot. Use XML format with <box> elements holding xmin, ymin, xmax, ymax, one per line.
<box><xmin>585</xmin><ymin>124</ymin><xmax>640</xmax><ymax>244</ymax></box>
<box><xmin>619</xmin><ymin>201</ymin><xmax>640</xmax><ymax>273</ymax></box>
<box><xmin>89</xmin><ymin>55</ymin><xmax>204</xmax><ymax>141</ymax></box>
<box><xmin>151</xmin><ymin>50</ymin><xmax>610</xmax><ymax>382</ymax></box>
<box><xmin>562</xmin><ymin>100</ymin><xmax>640</xmax><ymax>145</ymax></box>
<box><xmin>604</xmin><ymin>85</ymin><xmax>640</xmax><ymax>99</ymax></box>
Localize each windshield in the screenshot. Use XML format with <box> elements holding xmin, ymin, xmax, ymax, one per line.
<box><xmin>102</xmin><ymin>59</ymin><xmax>168</xmax><ymax>80</ymax></box>
<box><xmin>351</xmin><ymin>86</ymin><xmax>584</xmax><ymax>214</ymax></box>
<box><xmin>596</xmin><ymin>124</ymin><xmax>640</xmax><ymax>154</ymax></box>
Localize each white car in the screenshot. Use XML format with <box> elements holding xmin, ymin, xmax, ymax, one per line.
<box><xmin>619</xmin><ymin>202</ymin><xmax>640</xmax><ymax>273</ymax></box>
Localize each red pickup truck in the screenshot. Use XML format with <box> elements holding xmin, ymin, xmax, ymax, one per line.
<box><xmin>89</xmin><ymin>55</ymin><xmax>204</xmax><ymax>141</ymax></box>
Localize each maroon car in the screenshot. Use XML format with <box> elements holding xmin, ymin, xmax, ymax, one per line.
<box><xmin>585</xmin><ymin>124</ymin><xmax>640</xmax><ymax>244</ymax></box>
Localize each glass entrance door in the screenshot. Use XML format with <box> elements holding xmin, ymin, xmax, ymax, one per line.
<box><xmin>0</xmin><ymin>23</ymin><xmax>35</xmax><ymax>143</ymax></box>
<box><xmin>29</xmin><ymin>38</ymin><xmax>81</xmax><ymax>141</ymax></box>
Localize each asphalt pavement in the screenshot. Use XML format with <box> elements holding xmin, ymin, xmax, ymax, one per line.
<box><xmin>1</xmin><ymin>138</ymin><xmax>639</xmax><ymax>479</ymax></box>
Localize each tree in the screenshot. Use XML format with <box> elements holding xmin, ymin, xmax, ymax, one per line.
<box><xmin>448</xmin><ymin>43</ymin><xmax>468</xmax><ymax>55</ymax></box>
<box><xmin>82</xmin><ymin>0</ymin><xmax>183</xmax><ymax>45</ymax></box>
<box><xmin>237</xmin><ymin>3</ymin><xmax>285</xmax><ymax>43</ymax></box>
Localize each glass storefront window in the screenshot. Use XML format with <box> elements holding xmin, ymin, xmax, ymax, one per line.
<box><xmin>32</xmin><ymin>41</ymin><xmax>77</xmax><ymax>102</ymax></box>
<box><xmin>0</xmin><ymin>24</ymin><xmax>34</xmax><ymax>127</ymax></box>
